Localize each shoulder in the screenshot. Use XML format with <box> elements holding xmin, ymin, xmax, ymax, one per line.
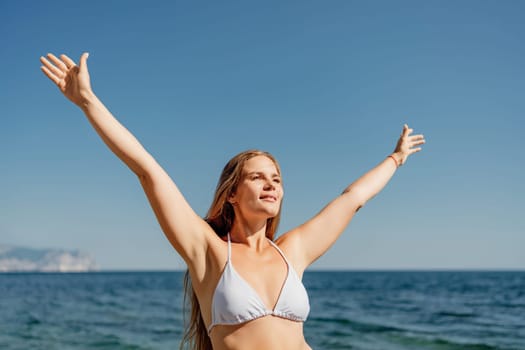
<box><xmin>274</xmin><ymin>229</ymin><xmax>307</xmax><ymax>274</ymax></box>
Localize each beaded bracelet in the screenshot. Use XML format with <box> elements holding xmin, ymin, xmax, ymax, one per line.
<box><xmin>388</xmin><ymin>155</ymin><xmax>399</xmax><ymax>168</ymax></box>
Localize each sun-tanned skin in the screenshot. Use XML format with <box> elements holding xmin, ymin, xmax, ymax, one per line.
<box><xmin>40</xmin><ymin>52</ymin><xmax>425</xmax><ymax>349</ymax></box>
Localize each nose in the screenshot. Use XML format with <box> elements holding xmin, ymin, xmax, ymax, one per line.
<box><xmin>263</xmin><ymin>179</ymin><xmax>276</xmax><ymax>190</ymax></box>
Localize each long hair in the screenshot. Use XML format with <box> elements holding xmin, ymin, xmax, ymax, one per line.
<box><xmin>179</xmin><ymin>150</ymin><xmax>282</xmax><ymax>350</ymax></box>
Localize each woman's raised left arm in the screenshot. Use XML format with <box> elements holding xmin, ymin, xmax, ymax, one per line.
<box><xmin>279</xmin><ymin>124</ymin><xmax>425</xmax><ymax>271</ymax></box>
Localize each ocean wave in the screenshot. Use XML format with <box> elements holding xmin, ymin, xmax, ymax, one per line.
<box><xmin>310</xmin><ymin>316</ymin><xmax>405</xmax><ymax>333</ymax></box>
<box><xmin>387</xmin><ymin>332</ymin><xmax>508</xmax><ymax>350</ymax></box>
<box><xmin>434</xmin><ymin>310</ymin><xmax>477</xmax><ymax>318</ymax></box>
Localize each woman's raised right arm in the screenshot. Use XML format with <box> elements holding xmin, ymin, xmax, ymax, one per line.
<box><xmin>40</xmin><ymin>53</ymin><xmax>214</xmax><ymax>267</ymax></box>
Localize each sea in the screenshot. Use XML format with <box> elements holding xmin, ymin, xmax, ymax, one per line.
<box><xmin>0</xmin><ymin>271</ymin><xmax>523</xmax><ymax>350</ymax></box>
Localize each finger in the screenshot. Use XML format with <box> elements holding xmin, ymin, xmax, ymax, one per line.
<box><xmin>410</xmin><ymin>134</ymin><xmax>425</xmax><ymax>139</ymax></box>
<box><xmin>40</xmin><ymin>56</ymin><xmax>65</xmax><ymax>79</ymax></box>
<box><xmin>46</xmin><ymin>53</ymin><xmax>68</xmax><ymax>71</ymax></box>
<box><xmin>40</xmin><ymin>65</ymin><xmax>61</xmax><ymax>85</ymax></box>
<box><xmin>410</xmin><ymin>140</ymin><xmax>426</xmax><ymax>147</ymax></box>
<box><xmin>402</xmin><ymin>125</ymin><xmax>414</xmax><ymax>138</ymax></box>
<box><xmin>408</xmin><ymin>135</ymin><xmax>425</xmax><ymax>143</ymax></box>
<box><xmin>409</xmin><ymin>147</ymin><xmax>422</xmax><ymax>155</ymax></box>
<box><xmin>60</xmin><ymin>54</ymin><xmax>77</xmax><ymax>69</ymax></box>
<box><xmin>402</xmin><ymin>124</ymin><xmax>409</xmax><ymax>137</ymax></box>
<box><xmin>79</xmin><ymin>52</ymin><xmax>89</xmax><ymax>73</ymax></box>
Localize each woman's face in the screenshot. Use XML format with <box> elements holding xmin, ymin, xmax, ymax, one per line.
<box><xmin>229</xmin><ymin>155</ymin><xmax>283</xmax><ymax>220</ymax></box>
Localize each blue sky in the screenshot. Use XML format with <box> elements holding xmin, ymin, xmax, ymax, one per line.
<box><xmin>2</xmin><ymin>0</ymin><xmax>524</xmax><ymax>270</ymax></box>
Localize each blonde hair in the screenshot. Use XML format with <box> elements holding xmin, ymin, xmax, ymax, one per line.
<box><xmin>180</xmin><ymin>150</ymin><xmax>282</xmax><ymax>350</ymax></box>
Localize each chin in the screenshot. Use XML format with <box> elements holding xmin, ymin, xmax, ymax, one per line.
<box><xmin>266</xmin><ymin>208</ymin><xmax>281</xmax><ymax>218</ymax></box>
<box><xmin>255</xmin><ymin>209</ymin><xmax>279</xmax><ymax>219</ymax></box>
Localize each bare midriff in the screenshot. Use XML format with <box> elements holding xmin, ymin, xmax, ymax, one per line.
<box><xmin>209</xmin><ymin>316</ymin><xmax>312</xmax><ymax>350</ymax></box>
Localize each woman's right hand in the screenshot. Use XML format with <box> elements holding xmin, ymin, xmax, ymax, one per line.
<box><xmin>40</xmin><ymin>52</ymin><xmax>93</xmax><ymax>107</ymax></box>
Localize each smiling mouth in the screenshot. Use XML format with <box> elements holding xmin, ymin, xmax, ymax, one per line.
<box><xmin>260</xmin><ymin>195</ymin><xmax>277</xmax><ymax>202</ymax></box>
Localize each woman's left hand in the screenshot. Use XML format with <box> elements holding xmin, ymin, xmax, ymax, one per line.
<box><xmin>391</xmin><ymin>124</ymin><xmax>425</xmax><ymax>166</ymax></box>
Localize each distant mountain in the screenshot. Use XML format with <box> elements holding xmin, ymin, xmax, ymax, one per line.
<box><xmin>0</xmin><ymin>245</ymin><xmax>98</xmax><ymax>272</ymax></box>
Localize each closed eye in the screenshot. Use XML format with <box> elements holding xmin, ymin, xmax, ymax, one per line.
<box><xmin>246</xmin><ymin>172</ymin><xmax>281</xmax><ymax>183</ymax></box>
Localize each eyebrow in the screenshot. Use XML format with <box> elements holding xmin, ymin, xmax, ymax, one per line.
<box><xmin>245</xmin><ymin>171</ymin><xmax>281</xmax><ymax>178</ymax></box>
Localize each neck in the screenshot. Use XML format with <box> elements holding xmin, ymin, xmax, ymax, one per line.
<box><xmin>229</xmin><ymin>218</ymin><xmax>269</xmax><ymax>251</ymax></box>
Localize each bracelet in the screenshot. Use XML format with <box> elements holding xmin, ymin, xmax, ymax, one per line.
<box><xmin>388</xmin><ymin>155</ymin><xmax>399</xmax><ymax>168</ymax></box>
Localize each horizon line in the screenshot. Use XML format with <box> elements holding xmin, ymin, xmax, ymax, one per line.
<box><xmin>2</xmin><ymin>268</ymin><xmax>524</xmax><ymax>274</ymax></box>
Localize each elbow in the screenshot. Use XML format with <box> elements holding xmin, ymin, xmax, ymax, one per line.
<box><xmin>135</xmin><ymin>157</ymin><xmax>161</xmax><ymax>184</ymax></box>
<box><xmin>131</xmin><ymin>162</ymin><xmax>150</xmax><ymax>180</ymax></box>
<box><xmin>341</xmin><ymin>187</ymin><xmax>367</xmax><ymax>212</ymax></box>
<box><xmin>137</xmin><ymin>168</ymin><xmax>154</xmax><ymax>187</ymax></box>
<box><xmin>138</xmin><ymin>172</ymin><xmax>148</xmax><ymax>185</ymax></box>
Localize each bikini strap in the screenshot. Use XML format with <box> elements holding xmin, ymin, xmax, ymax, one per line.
<box><xmin>267</xmin><ymin>239</ymin><xmax>290</xmax><ymax>265</ymax></box>
<box><xmin>227</xmin><ymin>233</ymin><xmax>232</xmax><ymax>262</ymax></box>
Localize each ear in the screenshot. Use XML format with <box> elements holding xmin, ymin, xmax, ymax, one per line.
<box><xmin>228</xmin><ymin>192</ymin><xmax>237</xmax><ymax>205</ymax></box>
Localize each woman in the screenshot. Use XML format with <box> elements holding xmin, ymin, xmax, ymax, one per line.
<box><xmin>40</xmin><ymin>52</ymin><xmax>425</xmax><ymax>350</ymax></box>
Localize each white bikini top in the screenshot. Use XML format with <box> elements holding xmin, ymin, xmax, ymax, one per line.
<box><xmin>208</xmin><ymin>233</ymin><xmax>310</xmax><ymax>334</ymax></box>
